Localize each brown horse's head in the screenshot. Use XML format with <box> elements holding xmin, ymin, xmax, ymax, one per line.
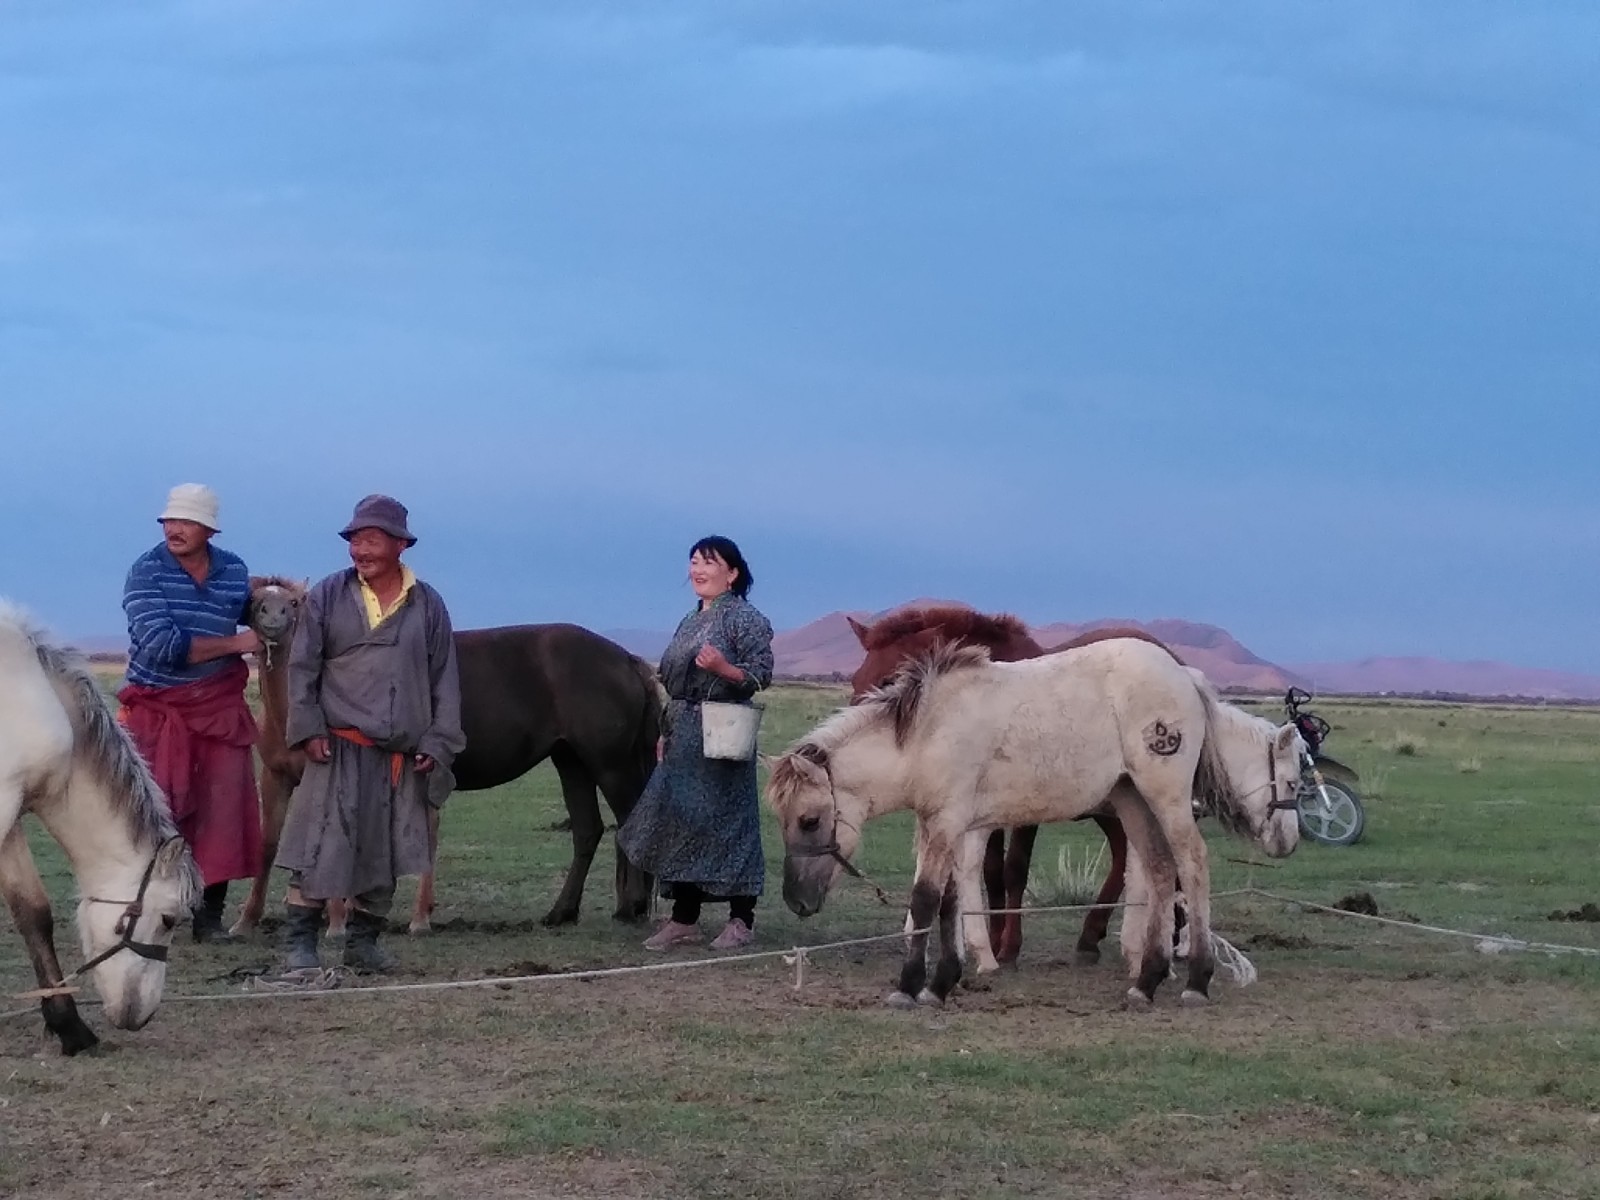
<box><xmin>247</xmin><ymin>576</ymin><xmax>307</xmax><ymax>648</ymax></box>
<box><xmin>847</xmin><ymin>604</ymin><xmax>1042</xmax><ymax>699</ymax></box>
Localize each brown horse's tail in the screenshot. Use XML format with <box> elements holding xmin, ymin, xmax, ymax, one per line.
<box><xmin>628</xmin><ymin>654</ymin><xmax>667</xmax><ymax>778</ymax></box>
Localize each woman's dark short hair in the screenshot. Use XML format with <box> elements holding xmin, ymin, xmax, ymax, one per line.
<box><xmin>690</xmin><ymin>535</ymin><xmax>753</xmax><ymax>598</ymax></box>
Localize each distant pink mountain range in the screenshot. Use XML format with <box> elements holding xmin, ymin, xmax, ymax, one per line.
<box><xmin>75</xmin><ymin>605</ymin><xmax>1600</xmax><ymax>700</ymax></box>
<box><xmin>615</xmin><ymin>599</ymin><xmax>1600</xmax><ymax>701</ymax></box>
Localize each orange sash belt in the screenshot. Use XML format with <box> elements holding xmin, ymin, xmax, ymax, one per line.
<box><xmin>331</xmin><ymin>728</ymin><xmax>405</xmax><ymax>787</ymax></box>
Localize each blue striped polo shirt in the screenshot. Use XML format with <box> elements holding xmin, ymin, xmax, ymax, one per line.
<box><xmin>122</xmin><ymin>544</ymin><xmax>252</xmax><ymax>688</ymax></box>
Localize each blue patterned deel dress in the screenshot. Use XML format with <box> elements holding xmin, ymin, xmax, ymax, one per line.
<box><xmin>617</xmin><ymin>593</ymin><xmax>775</xmax><ymax>900</ymax></box>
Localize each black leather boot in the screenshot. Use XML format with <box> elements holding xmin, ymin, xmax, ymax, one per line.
<box><xmin>281</xmin><ymin>903</ymin><xmax>324</xmax><ymax>972</ymax></box>
<box><xmin>192</xmin><ymin>882</ymin><xmax>238</xmax><ymax>944</ymax></box>
<box><xmin>343</xmin><ymin>909</ymin><xmax>397</xmax><ymax>973</ymax></box>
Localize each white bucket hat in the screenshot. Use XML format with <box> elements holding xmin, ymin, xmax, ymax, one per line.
<box><xmin>158</xmin><ymin>483</ymin><xmax>221</xmax><ymax>532</ymax></box>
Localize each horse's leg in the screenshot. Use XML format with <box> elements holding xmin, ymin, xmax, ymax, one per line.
<box><xmin>327</xmin><ymin>897</ymin><xmax>350</xmax><ymax>939</ymax></box>
<box><xmin>595</xmin><ymin>765</ymin><xmax>651</xmax><ymax>922</ymax></box>
<box><xmin>0</xmin><ymin>825</ymin><xmax>98</xmax><ymax>1056</ymax></box>
<box><xmin>1117</xmin><ymin>844</ymin><xmax>1148</xmax><ymax>975</ymax></box>
<box><xmin>889</xmin><ymin>834</ymin><xmax>954</xmax><ymax>1009</ymax></box>
<box><xmin>1107</xmin><ymin>785</ymin><xmax>1177</xmax><ymax>1008</ymax></box>
<box><xmin>981</xmin><ymin>828</ymin><xmax>1006</xmax><ymax>952</ymax></box>
<box><xmin>410</xmin><ymin>806</ymin><xmax>441</xmax><ymax>935</ymax></box>
<box><xmin>995</xmin><ymin>823</ymin><xmax>1038</xmax><ymax>965</ymax></box>
<box><xmin>231</xmin><ymin>764</ymin><xmax>286</xmax><ymax>938</ymax></box>
<box><xmin>956</xmin><ymin>828</ymin><xmax>1000</xmax><ymax>975</ymax></box>
<box><xmin>927</xmin><ymin>874</ymin><xmax>966</xmax><ymax>1004</ymax></box>
<box><xmin>1074</xmin><ymin>812</ymin><xmax>1127</xmax><ymax>965</ymax></box>
<box><xmin>1147</xmin><ymin>785</ymin><xmax>1215</xmax><ymax>1005</ymax></box>
<box><xmin>541</xmin><ymin>747</ymin><xmax>603</xmax><ymax>927</ymax></box>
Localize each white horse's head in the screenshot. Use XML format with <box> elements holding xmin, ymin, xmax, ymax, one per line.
<box><xmin>766</xmin><ymin>745</ymin><xmax>870</xmax><ymax>918</ymax></box>
<box><xmin>77</xmin><ymin>838</ymin><xmax>199</xmax><ymax>1030</ymax></box>
<box><xmin>1199</xmin><ymin>715</ymin><xmax>1305</xmax><ymax>858</ymax></box>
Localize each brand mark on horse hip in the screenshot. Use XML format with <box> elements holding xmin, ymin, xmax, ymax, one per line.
<box><xmin>1143</xmin><ymin>720</ymin><xmax>1183</xmax><ymax>756</ymax></box>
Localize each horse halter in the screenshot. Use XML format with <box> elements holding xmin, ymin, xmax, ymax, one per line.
<box><xmin>785</xmin><ymin>763</ymin><xmax>891</xmax><ymax>905</ymax></box>
<box><xmin>70</xmin><ymin>837</ymin><xmax>180</xmax><ymax>980</ymax></box>
<box><xmin>1264</xmin><ymin>745</ymin><xmax>1306</xmax><ymax>813</ymax></box>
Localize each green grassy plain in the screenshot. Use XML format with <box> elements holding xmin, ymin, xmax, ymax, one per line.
<box><xmin>2</xmin><ymin>684</ymin><xmax>1598</xmax><ymax>1199</ymax></box>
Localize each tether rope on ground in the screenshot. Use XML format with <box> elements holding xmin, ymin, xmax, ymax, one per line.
<box><xmin>4</xmin><ymin>886</ymin><xmax>1598</xmax><ymax>1023</ymax></box>
<box><xmin>1243</xmin><ymin>887</ymin><xmax>1600</xmax><ymax>958</ymax></box>
<box><xmin>0</xmin><ymin>893</ymin><xmax>1165</xmax><ymax>1020</ymax></box>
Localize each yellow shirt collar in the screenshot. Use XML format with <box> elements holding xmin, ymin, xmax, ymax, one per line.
<box><xmin>359</xmin><ymin>565</ymin><xmax>416</xmax><ymax>630</ymax></box>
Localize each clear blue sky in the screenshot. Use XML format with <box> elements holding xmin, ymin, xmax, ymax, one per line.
<box><xmin>3</xmin><ymin>2</ymin><xmax>1596</xmax><ymax>672</ymax></box>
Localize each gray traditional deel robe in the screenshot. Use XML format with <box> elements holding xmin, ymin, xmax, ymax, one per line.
<box><xmin>617</xmin><ymin>593</ymin><xmax>774</xmax><ymax>899</ymax></box>
<box><xmin>275</xmin><ymin>570</ymin><xmax>466</xmax><ymax>901</ymax></box>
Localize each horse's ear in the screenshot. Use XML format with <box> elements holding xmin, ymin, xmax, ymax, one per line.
<box><xmin>1275</xmin><ymin>723</ymin><xmax>1298</xmax><ymax>753</ymax></box>
<box><xmin>156</xmin><ymin>837</ymin><xmax>190</xmax><ymax>872</ymax></box>
<box><xmin>846</xmin><ymin>615</ymin><xmax>871</xmax><ymax>647</ymax></box>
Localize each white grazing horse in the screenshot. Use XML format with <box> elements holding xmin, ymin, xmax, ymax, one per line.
<box><xmin>0</xmin><ymin>604</ymin><xmax>201</xmax><ymax>1054</ymax></box>
<box><xmin>768</xmin><ymin>639</ymin><xmax>1303</xmax><ymax>1010</ymax></box>
<box><xmin>931</xmin><ymin>663</ymin><xmax>1303</xmax><ymax>975</ymax></box>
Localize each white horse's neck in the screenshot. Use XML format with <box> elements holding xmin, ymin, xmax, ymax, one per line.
<box><xmin>32</xmin><ymin>764</ymin><xmax>151</xmax><ymax>901</ymax></box>
<box><xmin>827</xmin><ymin>717</ymin><xmax>910</xmax><ymax>828</ymax></box>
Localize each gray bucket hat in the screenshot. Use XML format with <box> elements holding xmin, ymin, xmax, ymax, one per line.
<box><xmin>338</xmin><ymin>494</ymin><xmax>417</xmax><ymax>546</ymax></box>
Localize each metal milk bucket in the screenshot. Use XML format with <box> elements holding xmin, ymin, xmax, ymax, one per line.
<box><xmin>700</xmin><ymin>700</ymin><xmax>764</xmax><ymax>761</ymax></box>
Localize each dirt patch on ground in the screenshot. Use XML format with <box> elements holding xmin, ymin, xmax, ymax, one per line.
<box><xmin>3</xmin><ymin>939</ymin><xmax>1596</xmax><ymax>1199</ymax></box>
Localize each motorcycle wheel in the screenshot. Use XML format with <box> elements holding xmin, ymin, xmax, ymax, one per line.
<box><xmin>1297</xmin><ymin>777</ymin><xmax>1366</xmax><ymax>846</ymax></box>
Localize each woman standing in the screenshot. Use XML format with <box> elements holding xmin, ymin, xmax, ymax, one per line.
<box><xmin>618</xmin><ymin>536</ymin><xmax>775</xmax><ymax>951</ymax></box>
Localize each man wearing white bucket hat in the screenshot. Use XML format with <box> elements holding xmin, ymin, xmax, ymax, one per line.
<box><xmin>118</xmin><ymin>484</ymin><xmax>264</xmax><ymax>943</ymax></box>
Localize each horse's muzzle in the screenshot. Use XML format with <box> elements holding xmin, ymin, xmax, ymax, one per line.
<box><xmin>782</xmin><ymin>857</ymin><xmax>832</xmax><ymax>918</ymax></box>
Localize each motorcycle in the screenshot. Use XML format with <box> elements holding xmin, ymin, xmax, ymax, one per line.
<box><xmin>1285</xmin><ymin>687</ymin><xmax>1366</xmax><ymax>846</ymax></box>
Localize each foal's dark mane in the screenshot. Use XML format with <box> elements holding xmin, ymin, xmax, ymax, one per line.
<box><xmin>773</xmin><ymin>642</ymin><xmax>994</xmax><ymax>796</ymax></box>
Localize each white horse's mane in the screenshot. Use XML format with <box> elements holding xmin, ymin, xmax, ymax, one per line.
<box><xmin>0</xmin><ymin>603</ymin><xmax>187</xmax><ymax>859</ymax></box>
<box><xmin>770</xmin><ymin>643</ymin><xmax>990</xmax><ymax>806</ymax></box>
<box><xmin>1188</xmin><ymin>669</ymin><xmax>1283</xmax><ymax>835</ymax></box>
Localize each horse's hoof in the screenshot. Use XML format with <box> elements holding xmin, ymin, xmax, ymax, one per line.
<box><xmin>1180</xmin><ymin>988</ymin><xmax>1211</xmax><ymax>1008</ymax></box>
<box><xmin>1074</xmin><ymin>948</ymin><xmax>1102</xmax><ymax>967</ymax></box>
<box><xmin>227</xmin><ymin>918</ymin><xmax>257</xmax><ymax>939</ymax></box>
<box><xmin>885</xmin><ymin>991</ymin><xmax>918</xmax><ymax>1011</ymax></box>
<box><xmin>57</xmin><ymin>1024</ymin><xmax>100</xmax><ymax>1057</ymax></box>
<box><xmin>916</xmin><ymin>989</ymin><xmax>944</xmax><ymax>1008</ymax></box>
<box><xmin>408</xmin><ymin>919</ymin><xmax>432</xmax><ymax>937</ymax></box>
<box><xmin>1122</xmin><ymin>987</ymin><xmax>1154</xmax><ymax>1011</ymax></box>
<box><xmin>974</xmin><ymin>957</ymin><xmax>1004</xmax><ymax>977</ymax></box>
<box><xmin>540</xmin><ymin>908</ymin><xmax>579</xmax><ymax>929</ymax></box>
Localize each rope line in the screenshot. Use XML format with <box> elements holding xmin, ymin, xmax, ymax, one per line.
<box><xmin>1245</xmin><ymin>887</ymin><xmax>1600</xmax><ymax>958</ymax></box>
<box><xmin>5</xmin><ymin>886</ymin><xmax>1597</xmax><ymax>1024</ymax></box>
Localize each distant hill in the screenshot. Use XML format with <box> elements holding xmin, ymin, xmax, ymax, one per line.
<box><xmin>1032</xmin><ymin>617</ymin><xmax>1307</xmax><ymax>694</ymax></box>
<box><xmin>1289</xmin><ymin>657</ymin><xmax>1600</xmax><ymax>702</ymax></box>
<box><xmin>69</xmin><ymin>606</ymin><xmax>1600</xmax><ymax>701</ymax></box>
<box><xmin>768</xmin><ymin>604</ymin><xmax>1305</xmax><ymax>692</ymax></box>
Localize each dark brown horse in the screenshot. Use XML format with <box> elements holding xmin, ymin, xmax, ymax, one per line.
<box><xmin>847</xmin><ymin>604</ymin><xmax>1181</xmax><ymax>965</ymax></box>
<box><xmin>235</xmin><ymin>578</ymin><xmax>661</xmax><ymax>936</ymax></box>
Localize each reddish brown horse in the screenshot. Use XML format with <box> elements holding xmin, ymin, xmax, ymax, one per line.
<box><xmin>847</xmin><ymin>604</ymin><xmax>1180</xmax><ymax>965</ymax></box>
